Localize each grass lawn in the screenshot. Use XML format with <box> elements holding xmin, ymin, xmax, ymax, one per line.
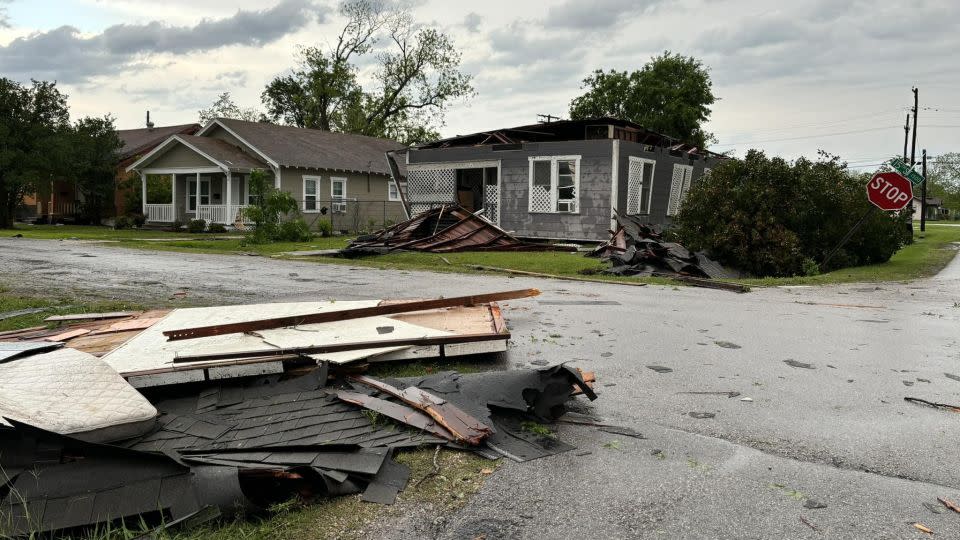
<box><xmin>742</xmin><ymin>224</ymin><xmax>960</xmax><ymax>286</ymax></box>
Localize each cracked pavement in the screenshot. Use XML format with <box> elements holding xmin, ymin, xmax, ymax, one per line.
<box><xmin>3</xmin><ymin>237</ymin><xmax>960</xmax><ymax>538</ymax></box>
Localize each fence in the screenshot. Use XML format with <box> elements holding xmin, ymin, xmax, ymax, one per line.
<box><xmin>296</xmin><ymin>199</ymin><xmax>408</xmax><ymax>234</ymax></box>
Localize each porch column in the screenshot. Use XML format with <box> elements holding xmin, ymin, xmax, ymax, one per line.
<box><xmin>140</xmin><ymin>172</ymin><xmax>146</xmax><ymax>216</ymax></box>
<box><xmin>196</xmin><ymin>172</ymin><xmax>201</xmax><ymax>218</ymax></box>
<box><xmin>225</xmin><ymin>171</ymin><xmax>233</xmax><ymax>224</ymax></box>
<box><xmin>170</xmin><ymin>173</ymin><xmax>176</xmax><ymax>222</ymax></box>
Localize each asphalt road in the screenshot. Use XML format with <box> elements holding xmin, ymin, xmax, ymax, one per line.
<box><xmin>3</xmin><ymin>237</ymin><xmax>960</xmax><ymax>539</ymax></box>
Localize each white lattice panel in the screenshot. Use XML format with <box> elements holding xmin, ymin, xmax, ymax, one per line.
<box><xmin>484</xmin><ymin>184</ymin><xmax>500</xmax><ymax>225</ymax></box>
<box><xmin>529</xmin><ymin>185</ymin><xmax>552</xmax><ymax>213</ymax></box>
<box><xmin>407</xmin><ymin>169</ymin><xmax>456</xmax><ymax>203</ymax></box>
<box><xmin>627</xmin><ymin>160</ymin><xmax>645</xmax><ymax>214</ymax></box>
<box><xmin>667</xmin><ymin>164</ymin><xmax>692</xmax><ymax>216</ymax></box>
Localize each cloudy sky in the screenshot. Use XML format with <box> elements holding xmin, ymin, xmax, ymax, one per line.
<box><xmin>2</xmin><ymin>0</ymin><xmax>958</xmax><ymax>169</ymax></box>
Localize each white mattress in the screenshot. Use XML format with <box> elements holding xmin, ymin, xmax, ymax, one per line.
<box><xmin>0</xmin><ymin>347</ymin><xmax>157</xmax><ymax>442</ymax></box>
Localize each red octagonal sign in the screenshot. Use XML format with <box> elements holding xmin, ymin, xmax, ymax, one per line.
<box><xmin>866</xmin><ymin>171</ymin><xmax>913</xmax><ymax>211</ymax></box>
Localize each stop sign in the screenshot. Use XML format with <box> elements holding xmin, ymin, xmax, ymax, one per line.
<box><xmin>866</xmin><ymin>172</ymin><xmax>913</xmax><ymax>211</ymax></box>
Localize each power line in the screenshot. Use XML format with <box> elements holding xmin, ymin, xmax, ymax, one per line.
<box><xmin>713</xmin><ymin>126</ymin><xmax>899</xmax><ymax>147</ymax></box>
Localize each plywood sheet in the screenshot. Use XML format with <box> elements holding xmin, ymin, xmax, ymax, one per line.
<box><xmin>257</xmin><ymin>316</ymin><xmax>452</xmax><ymax>365</ymax></box>
<box><xmin>101</xmin><ymin>301</ymin><xmax>381</xmax><ymax>383</ymax></box>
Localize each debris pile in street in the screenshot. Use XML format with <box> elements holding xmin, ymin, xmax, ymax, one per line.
<box><xmin>0</xmin><ymin>289</ymin><xmax>598</xmax><ymax>537</ymax></box>
<box><xmin>588</xmin><ymin>214</ymin><xmax>747</xmax><ymax>292</ymax></box>
<box><xmin>342</xmin><ymin>204</ymin><xmax>573</xmax><ymax>256</ymax></box>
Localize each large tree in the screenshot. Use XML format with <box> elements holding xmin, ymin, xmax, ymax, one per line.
<box><xmin>926</xmin><ymin>152</ymin><xmax>960</xmax><ymax>215</ymax></box>
<box><xmin>70</xmin><ymin>116</ymin><xmax>123</xmax><ymax>224</ymax></box>
<box><xmin>569</xmin><ymin>52</ymin><xmax>716</xmax><ymax>149</ymax></box>
<box><xmin>198</xmin><ymin>92</ymin><xmax>262</xmax><ymax>124</ymax></box>
<box><xmin>0</xmin><ymin>78</ymin><xmax>71</xmax><ymax>228</ymax></box>
<box><xmin>262</xmin><ymin>0</ymin><xmax>473</xmax><ymax>145</ymax></box>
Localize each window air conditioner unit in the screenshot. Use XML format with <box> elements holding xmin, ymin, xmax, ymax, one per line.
<box><xmin>557</xmin><ymin>201</ymin><xmax>575</xmax><ymax>213</ymax></box>
<box><xmin>332</xmin><ymin>201</ymin><xmax>347</xmax><ymax>214</ymax></box>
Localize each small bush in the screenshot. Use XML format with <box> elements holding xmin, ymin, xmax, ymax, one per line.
<box><xmin>207</xmin><ymin>223</ymin><xmax>227</xmax><ymax>234</ymax></box>
<box><xmin>801</xmin><ymin>258</ymin><xmax>821</xmax><ymax>276</ymax></box>
<box><xmin>170</xmin><ymin>220</ymin><xmax>184</xmax><ymax>232</ymax></box>
<box><xmin>187</xmin><ymin>219</ymin><xmax>206</xmax><ymax>234</ymax></box>
<box><xmin>129</xmin><ymin>213</ymin><xmax>147</xmax><ymax>228</ymax></box>
<box><xmin>277</xmin><ymin>219</ymin><xmax>312</xmax><ymax>242</ymax></box>
<box><xmin>113</xmin><ymin>216</ymin><xmax>132</xmax><ymax>230</ymax></box>
<box><xmin>315</xmin><ymin>219</ymin><xmax>333</xmax><ymax>237</ymax></box>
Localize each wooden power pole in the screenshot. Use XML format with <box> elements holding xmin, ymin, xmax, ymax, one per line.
<box><xmin>920</xmin><ymin>149</ymin><xmax>927</xmax><ymax>232</ymax></box>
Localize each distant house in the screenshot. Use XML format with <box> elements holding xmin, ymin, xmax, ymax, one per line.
<box><xmin>126</xmin><ymin>118</ymin><xmax>408</xmax><ymax>231</ymax></box>
<box><xmin>399</xmin><ymin>117</ymin><xmax>725</xmax><ymax>241</ymax></box>
<box><xmin>115</xmin><ymin>121</ymin><xmax>201</xmax><ymax>215</ymax></box>
<box><xmin>912</xmin><ymin>196</ymin><xmax>951</xmax><ymax>221</ymax></box>
<box><xmin>19</xmin><ymin>117</ymin><xmax>199</xmax><ymax>223</ymax></box>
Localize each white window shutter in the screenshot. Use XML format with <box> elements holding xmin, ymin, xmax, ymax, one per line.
<box><xmin>667</xmin><ymin>164</ymin><xmax>686</xmax><ymax>216</ymax></box>
<box><xmin>626</xmin><ymin>159</ymin><xmax>644</xmax><ymax>215</ymax></box>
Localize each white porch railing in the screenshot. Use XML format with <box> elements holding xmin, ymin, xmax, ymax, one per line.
<box><xmin>144</xmin><ymin>204</ymin><xmax>174</xmax><ymax>222</ymax></box>
<box><xmin>197</xmin><ymin>204</ymin><xmax>254</xmax><ymax>225</ymax></box>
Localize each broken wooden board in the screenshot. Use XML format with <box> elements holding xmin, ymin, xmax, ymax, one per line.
<box><xmin>350</xmin><ymin>375</ymin><xmax>493</xmax><ymax>445</ymax></box>
<box><xmin>44</xmin><ymin>311</ymin><xmax>138</xmax><ymax>322</ymax></box>
<box><xmin>104</xmin><ymin>300</ymin><xmax>511</xmax><ymax>387</ymax></box>
<box><xmin>162</xmin><ymin>289</ymin><xmax>538</xmax><ymax>341</ymax></box>
<box><xmin>336</xmin><ymin>391</ymin><xmax>457</xmax><ymax>441</ymax></box>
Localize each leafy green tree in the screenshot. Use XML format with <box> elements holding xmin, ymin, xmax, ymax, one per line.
<box><xmin>244</xmin><ymin>169</ymin><xmax>311</xmax><ymax>243</ymax></box>
<box><xmin>70</xmin><ymin>115</ymin><xmax>123</xmax><ymax>224</ymax></box>
<box><xmin>262</xmin><ymin>0</ymin><xmax>471</xmax><ymax>145</ymax></box>
<box><xmin>0</xmin><ymin>78</ymin><xmax>71</xmax><ymax>228</ymax></box>
<box><xmin>672</xmin><ymin>151</ymin><xmax>907</xmax><ymax>277</ymax></box>
<box><xmin>569</xmin><ymin>52</ymin><xmax>716</xmax><ymax>148</ymax></box>
<box><xmin>926</xmin><ymin>152</ymin><xmax>960</xmax><ymax>216</ymax></box>
<box><xmin>198</xmin><ymin>92</ymin><xmax>262</xmax><ymax>124</ymax></box>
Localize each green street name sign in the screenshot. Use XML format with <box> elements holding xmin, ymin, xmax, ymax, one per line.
<box><xmin>888</xmin><ymin>158</ymin><xmax>925</xmax><ymax>186</ymax></box>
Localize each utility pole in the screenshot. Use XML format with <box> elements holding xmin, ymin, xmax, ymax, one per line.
<box><xmin>920</xmin><ymin>149</ymin><xmax>927</xmax><ymax>232</ymax></box>
<box><xmin>910</xmin><ymin>87</ymin><xmax>918</xmax><ymax>166</ymax></box>
<box><xmin>903</xmin><ymin>113</ymin><xmax>910</xmax><ymax>160</ymax></box>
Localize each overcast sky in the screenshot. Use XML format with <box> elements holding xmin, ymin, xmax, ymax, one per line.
<box><xmin>2</xmin><ymin>0</ymin><xmax>958</xmax><ymax>169</ymax></box>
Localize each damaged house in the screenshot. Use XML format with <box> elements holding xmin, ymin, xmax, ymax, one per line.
<box><xmin>125</xmin><ymin>118</ymin><xmax>409</xmax><ymax>232</ymax></box>
<box><xmin>394</xmin><ymin>118</ymin><xmax>725</xmax><ymax>241</ymax></box>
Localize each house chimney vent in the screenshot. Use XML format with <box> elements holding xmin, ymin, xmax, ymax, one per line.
<box><xmin>146</xmin><ymin>111</ymin><xmax>155</xmax><ymax>130</ymax></box>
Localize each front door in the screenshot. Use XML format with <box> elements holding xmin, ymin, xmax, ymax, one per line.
<box><xmin>186</xmin><ymin>177</ymin><xmax>211</xmax><ymax>212</ymax></box>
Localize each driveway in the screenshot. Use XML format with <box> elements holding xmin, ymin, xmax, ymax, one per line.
<box><xmin>3</xmin><ymin>237</ymin><xmax>960</xmax><ymax>539</ymax></box>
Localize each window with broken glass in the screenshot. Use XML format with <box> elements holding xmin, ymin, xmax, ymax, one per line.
<box><xmin>528</xmin><ymin>156</ymin><xmax>580</xmax><ymax>213</ymax></box>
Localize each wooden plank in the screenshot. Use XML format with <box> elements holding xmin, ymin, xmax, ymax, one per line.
<box><xmin>44</xmin><ymin>328</ymin><xmax>91</xmax><ymax>342</ymax></box>
<box><xmin>465</xmin><ymin>265</ymin><xmax>650</xmax><ymax>287</ymax></box>
<box><xmin>88</xmin><ymin>317</ymin><xmax>164</xmax><ymax>335</ymax></box>
<box><xmin>44</xmin><ymin>311</ymin><xmax>138</xmax><ymax>322</ymax></box>
<box><xmin>66</xmin><ymin>330</ymin><xmax>143</xmax><ymax>356</ymax></box>
<box><xmin>349</xmin><ymin>375</ymin><xmax>492</xmax><ymax>445</ymax></box>
<box><xmin>163</xmin><ymin>289</ymin><xmax>539</xmax><ymax>341</ymax></box>
<box><xmin>336</xmin><ymin>391</ymin><xmax>457</xmax><ymax>441</ymax></box>
<box><xmin>172</xmin><ymin>332</ymin><xmax>512</xmax><ymax>364</ymax></box>
<box><xmin>0</xmin><ymin>326</ymin><xmax>47</xmax><ymax>338</ymax></box>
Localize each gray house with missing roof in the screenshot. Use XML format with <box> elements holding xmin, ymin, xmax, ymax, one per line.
<box><xmin>126</xmin><ymin>118</ymin><xmax>408</xmax><ymax>231</ymax></box>
<box><xmin>399</xmin><ymin>118</ymin><xmax>724</xmax><ymax>241</ymax></box>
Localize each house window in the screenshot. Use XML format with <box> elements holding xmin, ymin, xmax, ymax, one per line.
<box><xmin>666</xmin><ymin>164</ymin><xmax>694</xmax><ymax>216</ymax></box>
<box><xmin>626</xmin><ymin>157</ymin><xmax>656</xmax><ymax>215</ymax></box>
<box><xmin>331</xmin><ymin>177</ymin><xmax>347</xmax><ymax>213</ymax></box>
<box><xmin>388</xmin><ymin>181</ymin><xmax>405</xmax><ymax>202</ymax></box>
<box><xmin>528</xmin><ymin>156</ymin><xmax>580</xmax><ymax>213</ymax></box>
<box><xmin>303</xmin><ymin>176</ymin><xmax>319</xmax><ymax>212</ymax></box>
<box><xmin>186</xmin><ymin>177</ymin><xmax>210</xmax><ymax>211</ymax></box>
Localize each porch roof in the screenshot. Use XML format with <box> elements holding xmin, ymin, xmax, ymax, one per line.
<box><xmin>126</xmin><ymin>135</ymin><xmax>267</xmax><ymax>173</ymax></box>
